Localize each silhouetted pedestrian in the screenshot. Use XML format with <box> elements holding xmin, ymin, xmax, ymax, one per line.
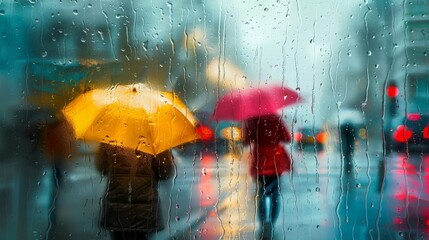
<box><xmin>95</xmin><ymin>143</ymin><xmax>174</xmax><ymax>240</ymax></box>
<box><xmin>340</xmin><ymin>121</ymin><xmax>356</xmax><ymax>175</ymax></box>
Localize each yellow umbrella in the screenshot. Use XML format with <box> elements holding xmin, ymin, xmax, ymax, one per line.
<box><xmin>62</xmin><ymin>83</ymin><xmax>199</xmax><ymax>155</ymax></box>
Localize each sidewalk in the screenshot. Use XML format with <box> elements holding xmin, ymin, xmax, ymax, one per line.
<box><xmin>151</xmin><ymin>152</ymin><xmax>258</xmax><ymax>240</ymax></box>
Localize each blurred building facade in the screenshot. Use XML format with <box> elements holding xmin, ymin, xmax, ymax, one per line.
<box><xmin>400</xmin><ymin>0</ymin><xmax>429</xmax><ymax>113</ymax></box>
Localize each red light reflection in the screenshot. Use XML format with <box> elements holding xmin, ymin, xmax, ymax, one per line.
<box><xmin>198</xmin><ymin>154</ymin><xmax>218</xmax><ymax>207</ymax></box>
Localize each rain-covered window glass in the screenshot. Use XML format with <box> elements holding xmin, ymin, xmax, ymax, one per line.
<box><xmin>1</xmin><ymin>0</ymin><xmax>429</xmax><ymax>239</ymax></box>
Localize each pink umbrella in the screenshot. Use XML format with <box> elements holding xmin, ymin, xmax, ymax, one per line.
<box><xmin>212</xmin><ymin>85</ymin><xmax>302</xmax><ymax>121</ymax></box>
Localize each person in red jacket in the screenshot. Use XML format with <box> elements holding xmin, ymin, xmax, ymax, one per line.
<box><xmin>243</xmin><ymin>114</ymin><xmax>292</xmax><ymax>239</ymax></box>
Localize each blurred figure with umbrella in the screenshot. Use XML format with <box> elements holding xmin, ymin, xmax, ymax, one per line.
<box><xmin>213</xmin><ymin>84</ymin><xmax>302</xmax><ymax>239</ymax></box>
<box><xmin>61</xmin><ymin>83</ymin><xmax>199</xmax><ymax>239</ymax></box>
<box><xmin>243</xmin><ymin>114</ymin><xmax>292</xmax><ymax>239</ymax></box>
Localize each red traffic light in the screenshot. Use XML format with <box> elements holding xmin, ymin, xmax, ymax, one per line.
<box><xmin>387</xmin><ymin>85</ymin><xmax>399</xmax><ymax>98</ymax></box>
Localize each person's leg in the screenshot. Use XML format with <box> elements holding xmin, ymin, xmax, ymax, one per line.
<box><xmin>257</xmin><ymin>176</ymin><xmax>280</xmax><ymax>239</ymax></box>
<box><xmin>265</xmin><ymin>177</ymin><xmax>281</xmax><ymax>223</ymax></box>
<box><xmin>256</xmin><ymin>177</ymin><xmax>268</xmax><ymax>224</ymax></box>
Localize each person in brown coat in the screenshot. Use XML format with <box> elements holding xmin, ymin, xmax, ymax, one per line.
<box><xmin>95</xmin><ymin>143</ymin><xmax>174</xmax><ymax>240</ymax></box>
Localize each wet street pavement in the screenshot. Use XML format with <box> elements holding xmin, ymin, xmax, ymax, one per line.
<box><xmin>28</xmin><ymin>142</ymin><xmax>429</xmax><ymax>240</ymax></box>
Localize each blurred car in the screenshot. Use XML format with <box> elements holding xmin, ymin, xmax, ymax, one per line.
<box><xmin>380</xmin><ymin>153</ymin><xmax>429</xmax><ymax>238</ymax></box>
<box><xmin>385</xmin><ymin>113</ymin><xmax>429</xmax><ymax>152</ymax></box>
<box><xmin>294</xmin><ymin>126</ymin><xmax>329</xmax><ymax>151</ymax></box>
<box><xmin>177</xmin><ymin>111</ymin><xmax>242</xmax><ymax>156</ymax></box>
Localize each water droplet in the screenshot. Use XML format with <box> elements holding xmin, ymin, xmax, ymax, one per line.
<box><xmin>73</xmin><ymin>9</ymin><xmax>78</xmax><ymax>15</ymax></box>
<box><xmin>175</xmin><ymin>216</ymin><xmax>180</xmax><ymax>221</ymax></box>
<box><xmin>116</xmin><ymin>14</ymin><xmax>121</xmax><ymax>19</ymax></box>
<box><xmin>315</xmin><ymin>187</ymin><xmax>320</xmax><ymax>192</ymax></box>
<box><xmin>0</xmin><ymin>10</ymin><xmax>5</xmax><ymax>15</ymax></box>
<box><xmin>375</xmin><ymin>64</ymin><xmax>379</xmax><ymax>68</ymax></box>
<box><xmin>41</xmin><ymin>51</ymin><xmax>47</xmax><ymax>57</ymax></box>
<box><xmin>310</xmin><ymin>39</ymin><xmax>314</xmax><ymax>44</ymax></box>
<box><xmin>367</xmin><ymin>50</ymin><xmax>372</xmax><ymax>56</ymax></box>
<box><xmin>87</xmin><ymin>4</ymin><xmax>92</xmax><ymax>8</ymax></box>
<box><xmin>264</xmin><ymin>8</ymin><xmax>269</xmax><ymax>11</ymax></box>
<box><xmin>356</xmin><ymin>183</ymin><xmax>361</xmax><ymax>188</ymax></box>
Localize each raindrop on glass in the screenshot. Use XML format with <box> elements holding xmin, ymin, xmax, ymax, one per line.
<box><xmin>73</xmin><ymin>9</ymin><xmax>78</xmax><ymax>15</ymax></box>
<box><xmin>0</xmin><ymin>10</ymin><xmax>5</xmax><ymax>15</ymax></box>
<box><xmin>41</xmin><ymin>51</ymin><xmax>47</xmax><ymax>58</ymax></box>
